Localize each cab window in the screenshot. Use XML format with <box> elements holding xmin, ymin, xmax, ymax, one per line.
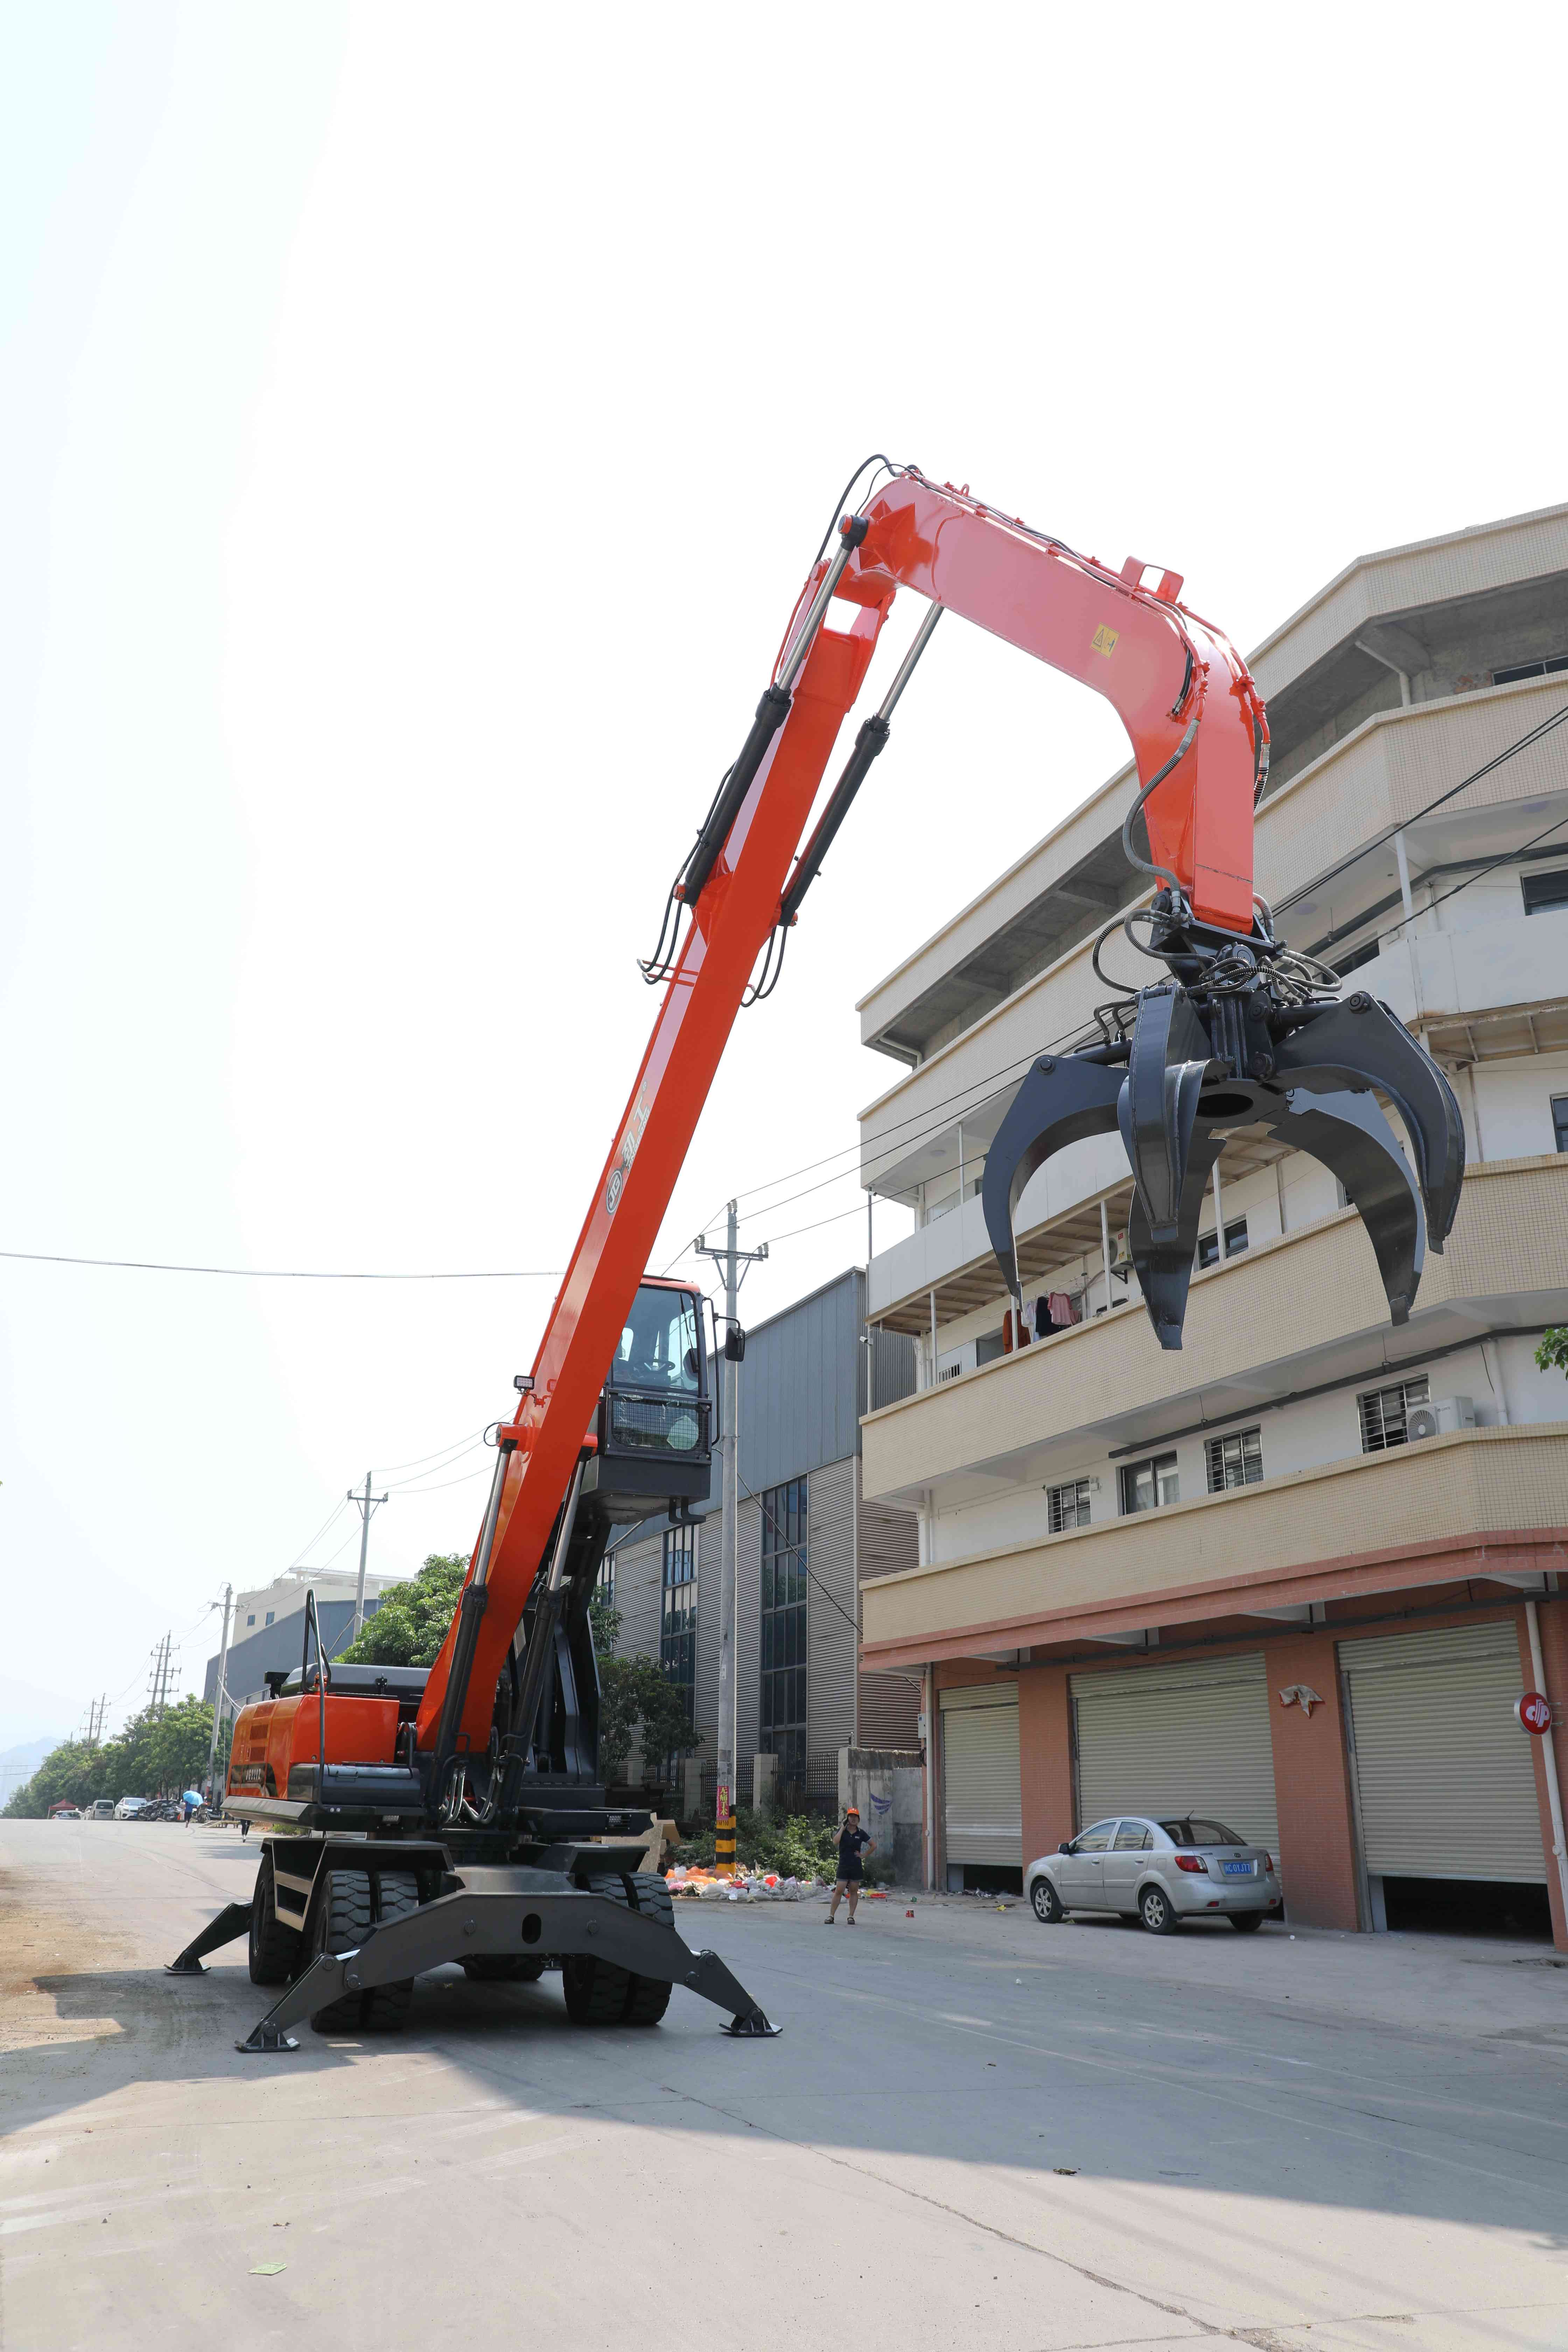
<box><xmin>609</xmin><ymin>1287</ymin><xmax>700</xmax><ymax>1392</ymax></box>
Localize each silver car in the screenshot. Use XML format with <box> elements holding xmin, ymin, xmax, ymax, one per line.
<box><xmin>1026</xmin><ymin>1814</ymin><xmax>1282</xmax><ymax>1934</ymax></box>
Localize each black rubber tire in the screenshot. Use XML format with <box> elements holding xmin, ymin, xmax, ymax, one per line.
<box><xmin>1030</xmin><ymin>1876</ymin><xmax>1064</xmax><ymax>1925</ymax></box>
<box><xmin>561</xmin><ymin>1872</ymin><xmax>674</xmax><ymax>2027</ymax></box>
<box><xmin>1139</xmin><ymin>1884</ymin><xmax>1181</xmax><ymax>1935</ymax></box>
<box><xmin>362</xmin><ymin>1870</ymin><xmax>421</xmax><ymax>2030</ymax></box>
<box><xmin>461</xmin><ymin>1955</ymin><xmax>547</xmax><ymax>1984</ymax></box>
<box><xmin>248</xmin><ymin>1849</ymin><xmax>305</xmax><ymax>1986</ymax></box>
<box><xmin>1228</xmin><ymin>1909</ymin><xmax>1266</xmax><ymax>1933</ymax></box>
<box><xmin>306</xmin><ymin>1869</ymin><xmax>376</xmax><ymax>2032</ymax></box>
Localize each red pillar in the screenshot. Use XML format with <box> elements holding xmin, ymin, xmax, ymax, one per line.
<box><xmin>1261</xmin><ymin>1630</ymin><xmax>1360</xmax><ymax>1932</ymax></box>
<box><xmin>1019</xmin><ymin>1666</ymin><xmax>1074</xmax><ymax>1869</ymax></box>
<box><xmin>1518</xmin><ymin>1604</ymin><xmax>1568</xmax><ymax>1954</ymax></box>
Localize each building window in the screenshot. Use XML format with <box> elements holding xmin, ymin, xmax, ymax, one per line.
<box><xmin>1206</xmin><ymin>1427</ymin><xmax>1263</xmax><ymax>1492</ymax></box>
<box><xmin>1197</xmin><ymin>1216</ymin><xmax>1248</xmax><ymax>1269</ymax></box>
<box><xmin>265</xmin><ymin>1611</ymin><xmax>274</xmax><ymax>1626</ymax></box>
<box><xmin>1358</xmin><ymin>1376</ymin><xmax>1430</xmax><ymax>1454</ymax></box>
<box><xmin>1334</xmin><ymin>937</ymin><xmax>1382</xmax><ymax>977</ymax></box>
<box><xmin>760</xmin><ymin>1477</ymin><xmax>808</xmax><ymax>1786</ymax></box>
<box><xmin>1554</xmin><ymin>1095</ymin><xmax>1568</xmax><ymax>1154</ymax></box>
<box><xmin>1523</xmin><ymin>869</ymin><xmax>1568</xmax><ymax>917</ymax></box>
<box><xmin>246</xmin><ymin>1614</ymin><xmax>255</xmax><ymax>1628</ymax></box>
<box><xmin>1493</xmin><ymin>654</ymin><xmax>1568</xmax><ymax>686</ymax></box>
<box><xmin>1047</xmin><ymin>1479</ymin><xmax>1093</xmax><ymax>1533</ymax></box>
<box><xmin>1120</xmin><ymin>1452</ymin><xmax>1179</xmax><ymax>1514</ymax></box>
<box><xmin>659</xmin><ymin>1529</ymin><xmax>696</xmax><ymax>1727</ymax></box>
<box><xmin>595</xmin><ymin>1552</ymin><xmax>616</xmax><ymax>1614</ymax></box>
<box><xmin>975</xmin><ymin>1328</ymin><xmax>1007</xmax><ymax>1367</ymax></box>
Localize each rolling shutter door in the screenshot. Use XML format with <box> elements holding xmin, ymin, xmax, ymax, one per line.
<box><xmin>1340</xmin><ymin>1621</ymin><xmax>1543</xmax><ymax>1882</ymax></box>
<box><xmin>1071</xmin><ymin>1652</ymin><xmax>1280</xmax><ymax>1853</ymax></box>
<box><xmin>939</xmin><ymin>1686</ymin><xmax>1021</xmax><ymax>1864</ymax></box>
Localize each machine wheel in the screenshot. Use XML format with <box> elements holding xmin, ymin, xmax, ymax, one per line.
<box><xmin>362</xmin><ymin>1870</ymin><xmax>421</xmax><ymax>2030</ymax></box>
<box><xmin>562</xmin><ymin>1872</ymin><xmax>674</xmax><ymax>2027</ymax></box>
<box><xmin>248</xmin><ymin>1849</ymin><xmax>305</xmax><ymax>1986</ymax></box>
<box><xmin>1228</xmin><ymin>1910</ymin><xmax>1266</xmax><ymax>1933</ymax></box>
<box><xmin>1139</xmin><ymin>1884</ymin><xmax>1181</xmax><ymax>1935</ymax></box>
<box><xmin>305</xmin><ymin>1869</ymin><xmax>376</xmax><ymax>2032</ymax></box>
<box><xmin>1030</xmin><ymin>1876</ymin><xmax>1064</xmax><ymax>1925</ymax></box>
<box><xmin>461</xmin><ymin>1955</ymin><xmax>547</xmax><ymax>1984</ymax></box>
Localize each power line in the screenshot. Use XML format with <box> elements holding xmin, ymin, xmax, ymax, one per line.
<box><xmin>0</xmin><ymin>1250</ymin><xmax>565</xmax><ymax>1280</ymax></box>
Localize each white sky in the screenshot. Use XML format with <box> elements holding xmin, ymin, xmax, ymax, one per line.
<box><xmin>2</xmin><ymin>4</ymin><xmax>1562</xmax><ymax>1749</ymax></box>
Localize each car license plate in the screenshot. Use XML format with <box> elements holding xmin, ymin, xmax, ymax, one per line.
<box><xmin>1222</xmin><ymin>1860</ymin><xmax>1254</xmax><ymax>1876</ymax></box>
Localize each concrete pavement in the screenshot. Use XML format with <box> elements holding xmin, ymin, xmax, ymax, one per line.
<box><xmin>3</xmin><ymin>1820</ymin><xmax>1567</xmax><ymax>2350</ymax></box>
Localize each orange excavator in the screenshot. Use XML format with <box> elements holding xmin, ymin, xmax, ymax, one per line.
<box><xmin>168</xmin><ymin>460</ymin><xmax>1463</xmax><ymax>2048</ymax></box>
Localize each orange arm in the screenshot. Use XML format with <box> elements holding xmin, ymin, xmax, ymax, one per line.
<box><xmin>415</xmin><ymin>467</ymin><xmax>1266</xmax><ymax>1758</ymax></box>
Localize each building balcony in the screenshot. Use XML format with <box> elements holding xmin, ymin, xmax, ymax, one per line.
<box><xmin>860</xmin><ymin>1421</ymin><xmax>1568</xmax><ymax>1670</ymax></box>
<box><xmin>861</xmin><ymin>1154</ymin><xmax>1568</xmax><ymax>1511</ymax></box>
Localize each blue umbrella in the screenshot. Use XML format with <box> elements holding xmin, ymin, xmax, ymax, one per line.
<box><xmin>183</xmin><ymin>1790</ymin><xmax>203</xmax><ymax>1805</ymax></box>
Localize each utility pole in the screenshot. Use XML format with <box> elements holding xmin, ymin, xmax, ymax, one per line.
<box><xmin>205</xmin><ymin>1585</ymin><xmax>233</xmax><ymax>1797</ymax></box>
<box><xmin>148</xmin><ymin>1632</ymin><xmax>173</xmax><ymax>1719</ymax></box>
<box><xmin>348</xmin><ymin>1472</ymin><xmax>388</xmax><ymax>1640</ymax></box>
<box><xmin>694</xmin><ymin>1202</ymin><xmax>767</xmax><ymax>1875</ymax></box>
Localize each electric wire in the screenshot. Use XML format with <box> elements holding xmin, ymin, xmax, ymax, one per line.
<box><xmin>1273</xmin><ymin>698</ymin><xmax>1568</xmax><ymax>917</ymax></box>
<box><xmin>372</xmin><ymin>1426</ymin><xmax>489</xmax><ymax>1475</ymax></box>
<box><xmin>0</xmin><ymin>1249</ymin><xmax>565</xmax><ymax>1280</ymax></box>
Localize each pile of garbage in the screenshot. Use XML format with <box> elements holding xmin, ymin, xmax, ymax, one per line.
<box><xmin>665</xmin><ymin>1865</ymin><xmax>822</xmax><ymax>1902</ymax></box>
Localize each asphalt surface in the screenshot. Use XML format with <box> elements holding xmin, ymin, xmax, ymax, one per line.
<box><xmin>3</xmin><ymin>1822</ymin><xmax>1568</xmax><ymax>2351</ymax></box>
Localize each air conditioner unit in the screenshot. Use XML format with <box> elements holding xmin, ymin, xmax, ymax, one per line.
<box><xmin>1407</xmin><ymin>1396</ymin><xmax>1476</xmax><ymax>1442</ymax></box>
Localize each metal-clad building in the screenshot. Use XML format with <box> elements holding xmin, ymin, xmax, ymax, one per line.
<box><xmin>203</xmin><ymin>1596</ymin><xmax>383</xmax><ymax>1718</ymax></box>
<box><xmin>604</xmin><ymin>1267</ymin><xmax>919</xmax><ymax>1790</ymax></box>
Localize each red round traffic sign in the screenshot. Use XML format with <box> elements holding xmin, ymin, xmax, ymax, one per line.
<box><xmin>1516</xmin><ymin>1691</ymin><xmax>1552</xmax><ymax>1735</ymax></box>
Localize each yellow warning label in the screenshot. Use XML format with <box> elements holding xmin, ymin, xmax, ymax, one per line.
<box><xmin>1091</xmin><ymin>624</ymin><xmax>1119</xmax><ymax>658</ymax></box>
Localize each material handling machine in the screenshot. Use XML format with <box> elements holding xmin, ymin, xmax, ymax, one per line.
<box><xmin>169</xmin><ymin>459</ymin><xmax>1463</xmax><ymax>2049</ymax></box>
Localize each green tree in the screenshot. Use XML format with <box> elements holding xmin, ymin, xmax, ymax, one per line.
<box><xmin>338</xmin><ymin>1553</ymin><xmax>468</xmax><ymax>1667</ymax></box>
<box><xmin>1536</xmin><ymin>1330</ymin><xmax>1568</xmax><ymax>1378</ymax></box>
<box><xmin>598</xmin><ymin>1653</ymin><xmax>698</xmax><ymax>1784</ymax></box>
<box><xmin>148</xmin><ymin>1696</ymin><xmax>215</xmax><ymax>1794</ymax></box>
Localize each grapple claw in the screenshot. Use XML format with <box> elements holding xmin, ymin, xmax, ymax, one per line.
<box><xmin>982</xmin><ymin>924</ymin><xmax>1464</xmax><ymax>1353</ymax></box>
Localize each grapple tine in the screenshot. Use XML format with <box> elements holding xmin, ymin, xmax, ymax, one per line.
<box><xmin>1119</xmin><ymin>986</ymin><xmax>1214</xmax><ymax>1244</ymax></box>
<box><xmin>982</xmin><ymin>1053</ymin><xmax>1125</xmax><ymax>1304</ymax></box>
<box><xmin>1127</xmin><ymin>1130</ymin><xmax>1224</xmax><ymax>1351</ymax></box>
<box><xmin>1260</xmin><ymin>1088</ymin><xmax>1426</xmax><ymax>1324</ymax></box>
<box><xmin>1272</xmin><ymin>994</ymin><xmax>1465</xmax><ymax>1250</ymax></box>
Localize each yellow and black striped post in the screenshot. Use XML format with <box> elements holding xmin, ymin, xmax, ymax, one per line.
<box><xmin>714</xmin><ymin>1786</ymin><xmax>736</xmax><ymax>1879</ymax></box>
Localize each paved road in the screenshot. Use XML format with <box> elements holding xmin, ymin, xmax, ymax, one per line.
<box><xmin>3</xmin><ymin>1823</ymin><xmax>1567</xmax><ymax>2351</ymax></box>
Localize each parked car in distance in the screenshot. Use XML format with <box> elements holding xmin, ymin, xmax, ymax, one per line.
<box><xmin>52</xmin><ymin>1805</ymin><xmax>82</xmax><ymax>1820</ymax></box>
<box><xmin>88</xmin><ymin>1798</ymin><xmax>115</xmax><ymax>1819</ymax></box>
<box><xmin>1026</xmin><ymin>1815</ymin><xmax>1282</xmax><ymax>1934</ymax></box>
<box><xmin>113</xmin><ymin>1795</ymin><xmax>150</xmax><ymax>1820</ymax></box>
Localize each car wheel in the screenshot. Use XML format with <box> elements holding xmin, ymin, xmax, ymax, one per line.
<box><xmin>1139</xmin><ymin>1884</ymin><xmax>1180</xmax><ymax>1935</ymax></box>
<box><xmin>1228</xmin><ymin>1910</ymin><xmax>1265</xmax><ymax>1933</ymax></box>
<box><xmin>1030</xmin><ymin>1877</ymin><xmax>1064</xmax><ymax>1924</ymax></box>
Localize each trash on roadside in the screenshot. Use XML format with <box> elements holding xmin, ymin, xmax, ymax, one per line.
<box><xmin>1052</xmin><ymin>2167</ymin><xmax>1079</xmax><ymax>2177</ymax></box>
<box><xmin>249</xmin><ymin>2261</ymin><xmax>288</xmax><ymax>2275</ymax></box>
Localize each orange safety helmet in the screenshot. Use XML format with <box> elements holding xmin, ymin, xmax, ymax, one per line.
<box><xmin>845</xmin><ymin>1805</ymin><xmax>860</xmax><ymax>1817</ymax></box>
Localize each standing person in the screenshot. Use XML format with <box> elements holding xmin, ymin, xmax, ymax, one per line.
<box><xmin>825</xmin><ymin>1806</ymin><xmax>875</xmax><ymax>1925</ymax></box>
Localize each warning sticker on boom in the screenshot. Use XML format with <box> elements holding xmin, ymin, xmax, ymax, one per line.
<box><xmin>605</xmin><ymin>1088</ymin><xmax>651</xmax><ymax>1217</ymax></box>
<box><xmin>1091</xmin><ymin>624</ymin><xmax>1119</xmax><ymax>658</ymax></box>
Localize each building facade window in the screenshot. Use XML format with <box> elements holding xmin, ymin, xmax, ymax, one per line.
<box><xmin>1206</xmin><ymin>1426</ymin><xmax>1263</xmax><ymax>1492</ymax></box>
<box><xmin>1120</xmin><ymin>1452</ymin><xmax>1178</xmax><ymax>1514</ymax></box>
<box><xmin>1358</xmin><ymin>1376</ymin><xmax>1430</xmax><ymax>1453</ymax></box>
<box><xmin>246</xmin><ymin>1614</ymin><xmax>256</xmax><ymax>1628</ymax></box>
<box><xmin>265</xmin><ymin>1611</ymin><xmax>274</xmax><ymax>1626</ymax></box>
<box><xmin>1522</xmin><ymin>868</ymin><xmax>1568</xmax><ymax>916</ymax></box>
<box><xmin>760</xmin><ymin>1476</ymin><xmax>808</xmax><ymax>1786</ymax></box>
<box><xmin>658</xmin><ymin>1528</ymin><xmax>696</xmax><ymax>1727</ymax></box>
<box><xmin>1553</xmin><ymin>1094</ymin><xmax>1568</xmax><ymax>1153</ymax></box>
<box><xmin>1047</xmin><ymin>1479</ymin><xmax>1093</xmax><ymax>1533</ymax></box>
<box><xmin>1494</xmin><ymin>654</ymin><xmax>1568</xmax><ymax>686</ymax></box>
<box><xmin>595</xmin><ymin>1551</ymin><xmax>616</xmax><ymax>1615</ymax></box>
<box><xmin>1197</xmin><ymin>1216</ymin><xmax>1249</xmax><ymax>1269</ymax></box>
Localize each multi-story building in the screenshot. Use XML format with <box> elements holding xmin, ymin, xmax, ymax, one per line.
<box><xmin>857</xmin><ymin>501</ymin><xmax>1568</xmax><ymax>1948</ymax></box>
<box><xmin>231</xmin><ymin>1567</ymin><xmax>399</xmax><ymax>1640</ymax></box>
<box><xmin>606</xmin><ymin>1267</ymin><xmax>916</xmax><ymax>1799</ymax></box>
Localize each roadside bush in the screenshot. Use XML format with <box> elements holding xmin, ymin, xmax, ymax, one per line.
<box><xmin>676</xmin><ymin>1807</ymin><xmax>839</xmax><ymax>1881</ymax></box>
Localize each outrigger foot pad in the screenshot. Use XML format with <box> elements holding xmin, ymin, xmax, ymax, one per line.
<box><xmin>236</xmin><ymin>2021</ymin><xmax>299</xmax><ymax>2054</ymax></box>
<box><xmin>722</xmin><ymin>2008</ymin><xmax>782</xmax><ymax>2037</ymax></box>
<box><xmin>164</xmin><ymin>1955</ymin><xmax>207</xmax><ymax>1977</ymax></box>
